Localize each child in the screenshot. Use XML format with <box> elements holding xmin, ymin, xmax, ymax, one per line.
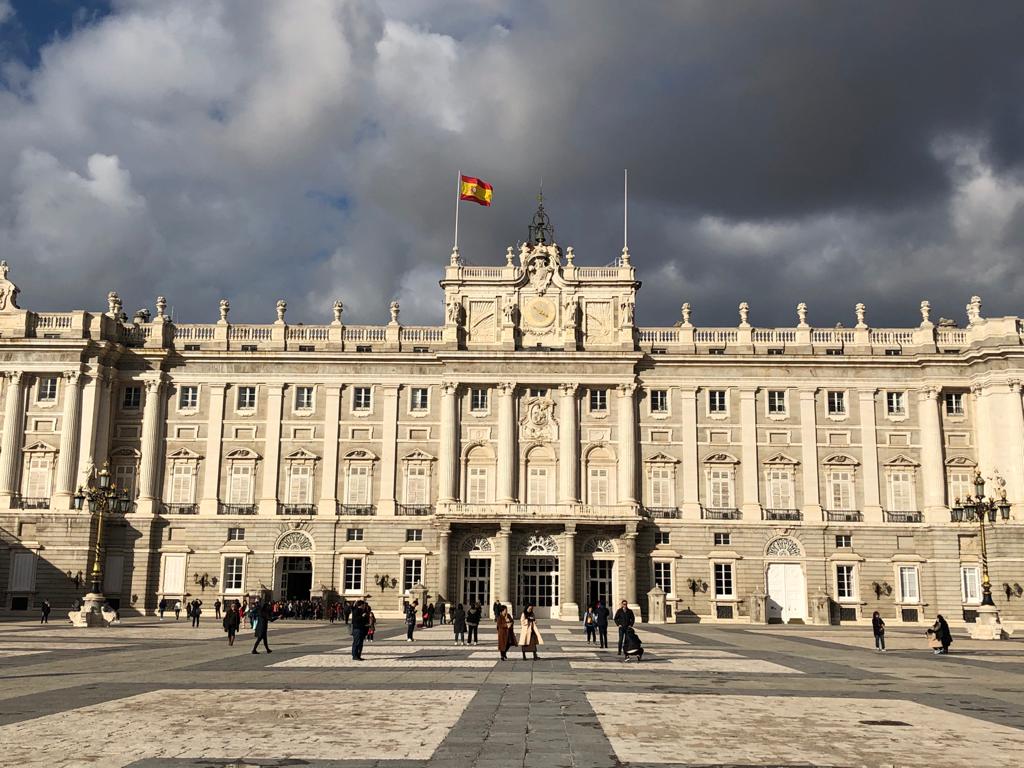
<box><xmin>622</xmin><ymin>625</ymin><xmax>644</xmax><ymax>662</ymax></box>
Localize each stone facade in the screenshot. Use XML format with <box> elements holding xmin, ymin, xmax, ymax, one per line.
<box><xmin>0</xmin><ymin>234</ymin><xmax>1022</xmax><ymax>627</ymax></box>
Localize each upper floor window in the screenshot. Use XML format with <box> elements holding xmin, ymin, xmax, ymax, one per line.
<box><xmin>948</xmin><ymin>470</ymin><xmax>973</xmax><ymax>506</ymax></box>
<box><xmin>767</xmin><ymin>390</ymin><xmax>787</xmax><ymax>415</ymax></box>
<box><xmin>227</xmin><ymin>527</ymin><xmax>245</xmax><ymax>541</ymax></box>
<box><xmin>295</xmin><ymin>386</ymin><xmax>314</xmax><ymax>411</ymax></box>
<box><xmin>169</xmin><ymin>464</ymin><xmax>195</xmax><ymax>504</ymax></box>
<box><xmin>467</xmin><ymin>467</ymin><xmax>489</xmax><ymax>503</ymax></box>
<box><xmin>122</xmin><ymin>386</ymin><xmax>142</xmax><ymax>410</ymax></box>
<box><xmin>179</xmin><ymin>385</ymin><xmax>199</xmax><ymax>410</ymax></box>
<box><xmin>655</xmin><ymin>531</ymin><xmax>670</xmax><ymax>545</ymax></box>
<box><xmin>237</xmin><ymin>386</ymin><xmax>257</xmax><ymax>410</ymax></box>
<box><xmin>887</xmin><ymin>471</ymin><xmax>915</xmax><ymax>511</ymax></box>
<box><xmin>345</xmin><ymin>465</ymin><xmax>371</xmax><ymax>505</ymax></box>
<box><xmin>944</xmin><ymin>393</ymin><xmax>964</xmax><ymax>416</ymax></box>
<box><xmin>708</xmin><ymin>390</ymin><xmax>727</xmax><ymax>414</ymax></box>
<box><xmin>470</xmin><ymin>387</ymin><xmax>488</xmax><ymax>412</ymax></box>
<box><xmin>588</xmin><ymin>467</ymin><xmax>610</xmax><ymax>505</ymax></box>
<box><xmin>405</xmin><ymin>465</ymin><xmax>429</xmax><ymax>505</ymax></box>
<box><xmin>649</xmin><ymin>467</ymin><xmax>672</xmax><ymax>508</ymax></box>
<box><xmin>353</xmin><ymin>386</ymin><xmax>372</xmax><ymax>411</ymax></box>
<box><xmin>828</xmin><ymin>470</ymin><xmax>855</xmax><ymax>511</ymax></box>
<box><xmin>589</xmin><ymin>388</ymin><xmax>608</xmax><ymax>412</ymax></box>
<box><xmin>285</xmin><ymin>464</ymin><xmax>312</xmax><ymax>505</ymax></box>
<box><xmin>410</xmin><ymin>387</ymin><xmax>429</xmax><ymax>412</ymax></box>
<box><xmin>766</xmin><ymin>468</ymin><xmax>793</xmax><ymax>509</ymax></box>
<box><xmin>886</xmin><ymin>391</ymin><xmax>906</xmax><ymax>417</ymax></box>
<box><xmin>835</xmin><ymin>534</ymin><xmax>852</xmax><ymax>548</ymax></box>
<box><xmin>406</xmin><ymin>528</ymin><xmax>423</xmax><ymax>542</ymax></box>
<box><xmin>346</xmin><ymin>528</ymin><xmax>364</xmax><ymax>542</ymax></box>
<box><xmin>713</xmin><ymin>532</ymin><xmax>731</xmax><ymax>546</ymax></box>
<box><xmin>37</xmin><ymin>377</ymin><xmax>58</xmax><ymax>402</ymax></box>
<box><xmin>227</xmin><ymin>463</ymin><xmax>255</xmax><ymax>504</ymax></box>
<box><xmin>708</xmin><ymin>468</ymin><xmax>734</xmax><ymax>508</ymax></box>
<box><xmin>527</xmin><ymin>466</ymin><xmax>550</xmax><ymax>504</ymax></box>
<box><xmin>529</xmin><ymin>388</ymin><xmax>547</xmax><ymax>398</ymax></box>
<box><xmin>650</xmin><ymin>389</ymin><xmax>668</xmax><ymax>414</ymax></box>
<box><xmin>114</xmin><ymin>463</ymin><xmax>137</xmax><ymax>499</ymax></box>
<box><xmin>827</xmin><ymin>391</ymin><xmax>846</xmax><ymax>416</ymax></box>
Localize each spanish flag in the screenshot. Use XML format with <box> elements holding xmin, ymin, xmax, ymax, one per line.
<box><xmin>459</xmin><ymin>175</ymin><xmax>493</xmax><ymax>206</ymax></box>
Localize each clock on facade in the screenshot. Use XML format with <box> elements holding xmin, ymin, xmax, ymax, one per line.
<box><xmin>524</xmin><ymin>297</ymin><xmax>556</xmax><ymax>328</ymax></box>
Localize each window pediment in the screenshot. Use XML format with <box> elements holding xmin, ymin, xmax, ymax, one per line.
<box><xmin>884</xmin><ymin>454</ymin><xmax>919</xmax><ymax>467</ymax></box>
<box><xmin>344</xmin><ymin>449</ymin><xmax>378</xmax><ymax>462</ymax></box>
<box><xmin>704</xmin><ymin>452</ymin><xmax>739</xmax><ymax>465</ymax></box>
<box><xmin>167</xmin><ymin>447</ymin><xmax>203</xmax><ymax>461</ymax></box>
<box><xmin>945</xmin><ymin>456</ymin><xmax>976</xmax><ymax>467</ymax></box>
<box><xmin>644</xmin><ymin>452</ymin><xmax>679</xmax><ymax>464</ymax></box>
<box><xmin>23</xmin><ymin>440</ymin><xmax>57</xmax><ymax>453</ymax></box>
<box><xmin>763</xmin><ymin>451</ymin><xmax>798</xmax><ymax>465</ymax></box>
<box><xmin>284</xmin><ymin>448</ymin><xmax>319</xmax><ymax>463</ymax></box>
<box><xmin>225</xmin><ymin>448</ymin><xmax>260</xmax><ymax>461</ymax></box>
<box><xmin>402</xmin><ymin>449</ymin><xmax>436</xmax><ymax>463</ymax></box>
<box><xmin>111</xmin><ymin>446</ymin><xmax>141</xmax><ymax>459</ymax></box>
<box><xmin>823</xmin><ymin>453</ymin><xmax>859</xmax><ymax>466</ymax></box>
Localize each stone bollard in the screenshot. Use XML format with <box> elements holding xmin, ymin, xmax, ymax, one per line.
<box><xmin>811</xmin><ymin>587</ymin><xmax>833</xmax><ymax>625</ymax></box>
<box><xmin>646</xmin><ymin>585</ymin><xmax>666</xmax><ymax>624</ymax></box>
<box><xmin>749</xmin><ymin>586</ymin><xmax>768</xmax><ymax>624</ymax></box>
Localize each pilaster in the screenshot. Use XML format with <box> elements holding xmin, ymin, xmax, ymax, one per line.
<box><xmin>558</xmin><ymin>383</ymin><xmax>578</xmax><ymax>503</ymax></box>
<box><xmin>76</xmin><ymin>369</ymin><xmax>101</xmax><ymax>485</ymax></box>
<box><xmin>377</xmin><ymin>384</ymin><xmax>400</xmax><ymax>516</ymax></box>
<box><xmin>739</xmin><ymin>387</ymin><xmax>761</xmax><ymax>516</ymax></box>
<box><xmin>200</xmin><ymin>383</ymin><xmax>226</xmax><ymax>515</ymax></box>
<box><xmin>798</xmin><ymin>389</ymin><xmax>821</xmax><ymax>520</ymax></box>
<box><xmin>437</xmin><ymin>524</ymin><xmax>451</xmax><ymax>601</ymax></box>
<box><xmin>437</xmin><ymin>383</ymin><xmax>459</xmax><ymax>503</ymax></box>
<box><xmin>679</xmin><ymin>387</ymin><xmax>701</xmax><ymax>517</ymax></box>
<box><xmin>858</xmin><ymin>389</ymin><xmax>883</xmax><ymax>522</ymax></box>
<box><xmin>621</xmin><ymin>522</ymin><xmax>639</xmax><ymax>613</ymax></box>
<box><xmin>0</xmin><ymin>371</ymin><xmax>25</xmax><ymax>508</ymax></box>
<box><xmin>496</xmin><ymin>523</ymin><xmax>511</xmax><ymax>605</ymax></box>
<box><xmin>53</xmin><ymin>371</ymin><xmax>84</xmax><ymax>509</ymax></box>
<box><xmin>318</xmin><ymin>386</ymin><xmax>342</xmax><ymax>513</ymax></box>
<box><xmin>135</xmin><ymin>376</ymin><xmax>166</xmax><ymax>515</ymax></box>
<box><xmin>497</xmin><ymin>382</ymin><xmax>516</xmax><ymax>503</ymax></box>
<box><xmin>259</xmin><ymin>384</ymin><xmax>284</xmax><ymax>515</ymax></box>
<box><xmin>616</xmin><ymin>382</ymin><xmax>638</xmax><ymax>504</ymax></box>
<box><xmin>561</xmin><ymin>523</ymin><xmax>578</xmax><ymax>619</ymax></box>
<box><xmin>918</xmin><ymin>386</ymin><xmax>947</xmax><ymax>521</ymax></box>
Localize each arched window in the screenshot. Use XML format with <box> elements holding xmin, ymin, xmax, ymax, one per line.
<box><xmin>584</xmin><ymin>445</ymin><xmax>616</xmax><ymax>505</ymax></box>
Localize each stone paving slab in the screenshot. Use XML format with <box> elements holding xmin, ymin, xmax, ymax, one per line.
<box><xmin>270</xmin><ymin>654</ymin><xmax>499</xmax><ymax>668</ymax></box>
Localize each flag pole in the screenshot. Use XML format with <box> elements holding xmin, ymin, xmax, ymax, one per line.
<box><xmin>454</xmin><ymin>170</ymin><xmax>461</xmax><ymax>252</ymax></box>
<box><xmin>624</xmin><ymin>168</ymin><xmax>628</xmax><ymax>251</ymax></box>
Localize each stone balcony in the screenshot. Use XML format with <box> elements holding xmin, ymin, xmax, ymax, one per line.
<box><xmin>436</xmin><ymin>502</ymin><xmax>640</xmax><ymax>521</ymax></box>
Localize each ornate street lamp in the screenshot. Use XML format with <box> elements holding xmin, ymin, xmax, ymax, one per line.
<box><xmin>951</xmin><ymin>471</ymin><xmax>1012</xmax><ymax>608</ymax></box>
<box><xmin>72</xmin><ymin>462</ymin><xmax>129</xmax><ymax>600</ymax></box>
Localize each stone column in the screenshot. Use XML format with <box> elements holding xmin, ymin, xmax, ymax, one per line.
<box><xmin>378</xmin><ymin>384</ymin><xmax>400</xmax><ymax>516</ymax></box>
<box><xmin>739</xmin><ymin>387</ymin><xmax>761</xmax><ymax>516</ymax></box>
<box><xmin>858</xmin><ymin>389</ymin><xmax>883</xmax><ymax>522</ymax></box>
<box><xmin>200</xmin><ymin>384</ymin><xmax>226</xmax><ymax>514</ymax></box>
<box><xmin>135</xmin><ymin>378</ymin><xmax>165</xmax><ymax>514</ymax></box>
<box><xmin>318</xmin><ymin>385</ymin><xmax>342</xmax><ymax>513</ymax></box>
<box><xmin>437</xmin><ymin>525</ymin><xmax>451</xmax><ymax>601</ymax></box>
<box><xmin>76</xmin><ymin>369</ymin><xmax>101</xmax><ymax>484</ymax></box>
<box><xmin>621</xmin><ymin>522</ymin><xmax>639</xmax><ymax>613</ymax></box>
<box><xmin>496</xmin><ymin>523</ymin><xmax>511</xmax><ymax>606</ymax></box>
<box><xmin>561</xmin><ymin>524</ymin><xmax>578</xmax><ymax>619</ymax></box>
<box><xmin>558</xmin><ymin>383</ymin><xmax>578</xmax><ymax>503</ymax></box>
<box><xmin>680</xmin><ymin>387</ymin><xmax>701</xmax><ymax>517</ymax></box>
<box><xmin>0</xmin><ymin>371</ymin><xmax>25</xmax><ymax>508</ymax></box>
<box><xmin>259</xmin><ymin>384</ymin><xmax>284</xmax><ymax>515</ymax></box>
<box><xmin>798</xmin><ymin>388</ymin><xmax>821</xmax><ymax>519</ymax></box>
<box><xmin>437</xmin><ymin>383</ymin><xmax>459</xmax><ymax>503</ymax></box>
<box><xmin>92</xmin><ymin>368</ymin><xmax>116</xmax><ymax>473</ymax></box>
<box><xmin>616</xmin><ymin>382</ymin><xmax>638</xmax><ymax>504</ymax></box>
<box><xmin>497</xmin><ymin>382</ymin><xmax>516</xmax><ymax>502</ymax></box>
<box><xmin>53</xmin><ymin>371</ymin><xmax>84</xmax><ymax>509</ymax></box>
<box><xmin>918</xmin><ymin>386</ymin><xmax>947</xmax><ymax>521</ymax></box>
<box><xmin>1002</xmin><ymin>381</ymin><xmax>1024</xmax><ymax>509</ymax></box>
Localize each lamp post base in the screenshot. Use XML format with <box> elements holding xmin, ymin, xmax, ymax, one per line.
<box><xmin>67</xmin><ymin>592</ymin><xmax>114</xmax><ymax>628</ymax></box>
<box><xmin>968</xmin><ymin>604</ymin><xmax>1007</xmax><ymax>640</ymax></box>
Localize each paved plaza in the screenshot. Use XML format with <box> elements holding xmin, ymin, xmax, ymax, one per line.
<box><xmin>0</xmin><ymin>618</ymin><xmax>1022</xmax><ymax>767</ymax></box>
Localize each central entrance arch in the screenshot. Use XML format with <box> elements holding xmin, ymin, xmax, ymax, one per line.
<box><xmin>274</xmin><ymin>530</ymin><xmax>314</xmax><ymax>601</ymax></box>
<box><xmin>764</xmin><ymin>537</ymin><xmax>807</xmax><ymax>623</ymax></box>
<box><xmin>515</xmin><ymin>534</ymin><xmax>560</xmax><ymax>618</ymax></box>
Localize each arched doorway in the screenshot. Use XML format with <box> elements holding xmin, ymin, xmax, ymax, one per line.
<box><xmin>764</xmin><ymin>537</ymin><xmax>807</xmax><ymax>623</ymax></box>
<box><xmin>516</xmin><ymin>534</ymin><xmax>560</xmax><ymax>618</ymax></box>
<box><xmin>582</xmin><ymin>536</ymin><xmax>616</xmax><ymax>609</ymax></box>
<box><xmin>458</xmin><ymin>535</ymin><xmax>494</xmax><ymax>617</ymax></box>
<box><xmin>274</xmin><ymin>530</ymin><xmax>314</xmax><ymax>601</ymax></box>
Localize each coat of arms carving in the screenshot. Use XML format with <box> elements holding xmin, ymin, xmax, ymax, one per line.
<box><xmin>519</xmin><ymin>395</ymin><xmax>558</xmax><ymax>441</ymax></box>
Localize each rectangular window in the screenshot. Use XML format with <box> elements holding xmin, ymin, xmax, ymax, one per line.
<box><xmin>827</xmin><ymin>391</ymin><xmax>846</xmax><ymax>416</ymax></box>
<box><xmin>470</xmin><ymin>387</ymin><xmax>488</xmax><ymax>412</ymax></box>
<box><xmin>588</xmin><ymin>467</ymin><xmax>610</xmax><ymax>505</ymax></box>
<box><xmin>649</xmin><ymin>467</ymin><xmax>672</xmax><ymax>508</ymax></box>
<box><xmin>405</xmin><ymin>528</ymin><xmax>423</xmax><ymax>542</ymax></box>
<box><xmin>405</xmin><ymin>465</ymin><xmax>428</xmax><ymax>505</ymax></box>
<box><xmin>179</xmin><ymin>385</ymin><xmax>199</xmax><ymax>410</ymax></box>
<box><xmin>353</xmin><ymin>386</ymin><xmax>372</xmax><ymax>411</ymax></box>
<box><xmin>114</xmin><ymin>464</ymin><xmax>137</xmax><ymax>500</ymax></box>
<box><xmin>829</xmin><ymin>471</ymin><xmax>855</xmax><ymax>510</ymax></box>
<box><xmin>295</xmin><ymin>386</ymin><xmax>314</xmax><ymax>411</ymax></box>
<box><xmin>227</xmin><ymin>464</ymin><xmax>254</xmax><ymax>504</ymax></box>
<box><xmin>346</xmin><ymin>466</ymin><xmax>371</xmax><ymax>505</ymax></box>
<box><xmin>650</xmin><ymin>389</ymin><xmax>668</xmax><ymax>414</ymax></box>
<box><xmin>346</xmin><ymin>528</ymin><xmax>364</xmax><ymax>542</ymax></box>
<box><xmin>227</xmin><ymin>527</ymin><xmax>245</xmax><ymax>541</ymax></box>
<box><xmin>835</xmin><ymin>534</ymin><xmax>852</xmax><ymax>548</ymax></box>
<box><xmin>886</xmin><ymin>391</ymin><xmax>906</xmax><ymax>416</ymax></box>
<box><xmin>714</xmin><ymin>563</ymin><xmax>734</xmax><ymax>598</ymax></box>
<box><xmin>467</xmin><ymin>467</ymin><xmax>489</xmax><ymax>503</ymax></box>
<box><xmin>708</xmin><ymin>469</ymin><xmax>733</xmax><ymax>508</ymax></box>
<box><xmin>948</xmin><ymin>470</ymin><xmax>973</xmax><ymax>506</ymax></box>
<box><xmin>529</xmin><ymin>388</ymin><xmax>548</xmax><ymax>398</ymax></box>
<box><xmin>766</xmin><ymin>468</ymin><xmax>793</xmax><ymax>508</ymax></box>
<box><xmin>836</xmin><ymin>564</ymin><xmax>855</xmax><ymax>601</ymax></box>
<box><xmin>654</xmin><ymin>561</ymin><xmax>673</xmax><ymax>594</ymax></box>
<box><xmin>961</xmin><ymin>565</ymin><xmax>981</xmax><ymax>604</ymax></box>
<box><xmin>403</xmin><ymin>558</ymin><xmax>423</xmax><ymax>592</ymax></box>
<box><xmin>589</xmin><ymin>388</ymin><xmax>608</xmax><ymax>412</ymax></box>
<box><xmin>223</xmin><ymin>557</ymin><xmax>244</xmax><ymax>592</ymax></box>
<box><xmin>343</xmin><ymin>558</ymin><xmax>363</xmax><ymax>592</ymax></box>
<box><xmin>24</xmin><ymin>455</ymin><xmax>51</xmax><ymax>499</ymax></box>
<box><xmin>237</xmin><ymin>386</ymin><xmax>257</xmax><ymax>410</ymax></box>
<box><xmin>898</xmin><ymin>565</ymin><xmax>919</xmax><ymax>603</ymax></box>
<box><xmin>286</xmin><ymin>465</ymin><xmax>312</xmax><ymax>505</ymax></box>
<box><xmin>410</xmin><ymin>387</ymin><xmax>429</xmax><ymax>412</ymax></box>
<box><xmin>888</xmin><ymin>471</ymin><xmax>914</xmax><ymax>511</ymax></box>
<box><xmin>767</xmin><ymin>348</ymin><xmax>784</xmax><ymax>356</ymax></box>
<box><xmin>169</xmin><ymin>465</ymin><xmax>195</xmax><ymax>504</ymax></box>
<box><xmin>708</xmin><ymin>390</ymin><xmax>727</xmax><ymax>414</ymax></box>
<box><xmin>767</xmin><ymin>390</ymin><xmax>787</xmax><ymax>415</ymax></box>
<box><xmin>714</xmin><ymin>532</ymin><xmax>731</xmax><ymax>546</ymax></box>
<box><xmin>884</xmin><ymin>349</ymin><xmax>902</xmax><ymax>357</ymax></box>
<box><xmin>527</xmin><ymin>466</ymin><xmax>549</xmax><ymax>504</ymax></box>
<box><xmin>655</xmin><ymin>531</ymin><xmax>670</xmax><ymax>545</ymax></box>
<box><xmin>37</xmin><ymin>377</ymin><xmax>58</xmax><ymax>402</ymax></box>
<box><xmin>122</xmin><ymin>386</ymin><xmax>142</xmax><ymax>410</ymax></box>
<box><xmin>945</xmin><ymin>393</ymin><xmax>964</xmax><ymax>416</ymax></box>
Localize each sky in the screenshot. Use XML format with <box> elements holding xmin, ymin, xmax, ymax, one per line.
<box><xmin>0</xmin><ymin>0</ymin><xmax>1023</xmax><ymax>328</ymax></box>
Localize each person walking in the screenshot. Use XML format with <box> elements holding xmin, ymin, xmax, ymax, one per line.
<box><xmin>367</xmin><ymin>605</ymin><xmax>376</xmax><ymax>642</ymax></box>
<box><xmin>405</xmin><ymin>599</ymin><xmax>419</xmax><ymax>642</ymax></box>
<box><xmin>931</xmin><ymin>614</ymin><xmax>953</xmax><ymax>655</ymax></box>
<box><xmin>223</xmin><ymin>603</ymin><xmax>240</xmax><ymax>646</ymax></box>
<box><xmin>191</xmin><ymin>599</ymin><xmax>203</xmax><ymax>628</ymax></box>
<box><xmin>158</xmin><ymin>598</ymin><xmax>167</xmax><ymax>620</ymax></box>
<box><xmin>583</xmin><ymin>605</ymin><xmax>597</xmax><ymax>644</ymax></box>
<box><xmin>40</xmin><ymin>600</ymin><xmax>51</xmax><ymax>624</ymax></box>
<box><xmin>452</xmin><ymin>603</ymin><xmax>467</xmax><ymax>645</ymax></box>
<box><xmin>252</xmin><ymin>602</ymin><xmax>275</xmax><ymax>654</ymax></box>
<box><xmin>872</xmin><ymin>611</ymin><xmax>886</xmax><ymax>652</ymax></box>
<box><xmin>594</xmin><ymin>600</ymin><xmax>610</xmax><ymax>649</ymax></box>
<box><xmin>492</xmin><ymin>599</ymin><xmax>503</xmax><ymax>621</ymax></box>
<box><xmin>173</xmin><ymin>600</ymin><xmax>182</xmax><ymax>621</ymax></box>
<box><xmin>520</xmin><ymin>605</ymin><xmax>543</xmax><ymax>660</ymax></box>
<box><xmin>437</xmin><ymin>595</ymin><xmax>448</xmax><ymax>626</ymax></box>
<box><xmin>496</xmin><ymin>605</ymin><xmax>516</xmax><ymax>660</ymax></box>
<box><xmin>350</xmin><ymin>600</ymin><xmax>369</xmax><ymax>660</ymax></box>
<box><xmin>614</xmin><ymin>600</ymin><xmax>635</xmax><ymax>656</ymax></box>
<box><xmin>214</xmin><ymin>599</ymin><xmax>222</xmax><ymax>620</ymax></box>
<box><xmin>466</xmin><ymin>602</ymin><xmax>482</xmax><ymax>645</ymax></box>
<box><xmin>424</xmin><ymin>602</ymin><xmax>434</xmax><ymax>629</ymax></box>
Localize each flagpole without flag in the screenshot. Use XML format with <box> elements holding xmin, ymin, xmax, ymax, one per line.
<box><xmin>624</xmin><ymin>168</ymin><xmax>628</xmax><ymax>251</ymax></box>
<box><xmin>454</xmin><ymin>170</ymin><xmax>461</xmax><ymax>252</ymax></box>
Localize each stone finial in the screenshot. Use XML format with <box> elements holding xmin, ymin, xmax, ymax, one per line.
<box><xmin>738</xmin><ymin>302</ymin><xmax>750</xmax><ymax>328</ymax></box>
<box><xmin>449</xmin><ymin>246</ymin><xmax>461</xmax><ymax>266</ymax></box>
<box><xmin>332</xmin><ymin>299</ymin><xmax>344</xmax><ymax>324</ymax></box>
<box><xmin>107</xmin><ymin>291</ymin><xmax>121</xmax><ymax>317</ymax></box>
<box><xmin>681</xmin><ymin>302</ymin><xmax>692</xmax><ymax>328</ymax></box>
<box><xmin>0</xmin><ymin>261</ymin><xmax>8</xmax><ymax>280</ymax></box>
<box><xmin>917</xmin><ymin>300</ymin><xmax>931</xmax><ymax>327</ymax></box>
<box><xmin>565</xmin><ymin>246</ymin><xmax>575</xmax><ymax>266</ymax></box>
<box><xmin>132</xmin><ymin>308</ymin><xmax>151</xmax><ymax>324</ymax></box>
<box><xmin>218</xmin><ymin>299</ymin><xmax>230</xmax><ymax>323</ymax></box>
<box><xmin>275</xmin><ymin>299</ymin><xmax>287</xmax><ymax>323</ymax></box>
<box><xmin>155</xmin><ymin>296</ymin><xmax>167</xmax><ymax>320</ymax></box>
<box><xmin>505</xmin><ymin>247</ymin><xmax>515</xmax><ymax>267</ymax></box>
<box><xmin>620</xmin><ymin>245</ymin><xmax>631</xmax><ymax>267</ymax></box>
<box><xmin>796</xmin><ymin>302</ymin><xmax>809</xmax><ymax>328</ymax></box>
<box><xmin>855</xmin><ymin>302</ymin><xmax>866</xmax><ymax>329</ymax></box>
<box><xmin>0</xmin><ymin>260</ymin><xmax>20</xmax><ymax>312</ymax></box>
<box><xmin>389</xmin><ymin>300</ymin><xmax>400</xmax><ymax>325</ymax></box>
<box><xmin>967</xmin><ymin>295</ymin><xmax>983</xmax><ymax>325</ymax></box>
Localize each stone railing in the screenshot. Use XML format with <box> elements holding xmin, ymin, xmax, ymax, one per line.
<box><xmin>171</xmin><ymin>324</ymin><xmax>216</xmax><ymax>341</ymax></box>
<box><xmin>461</xmin><ymin>266</ymin><xmax>506</xmax><ymax>278</ymax></box>
<box><xmin>286</xmin><ymin>326</ymin><xmax>330</xmax><ymax>342</ymax></box>
<box><xmin>400</xmin><ymin>327</ymin><xmax>444</xmax><ymax>343</ymax></box>
<box><xmin>439</xmin><ymin>502</ymin><xmax>639</xmax><ymax>520</ymax></box>
<box><xmin>228</xmin><ymin>325</ymin><xmax>273</xmax><ymax>342</ymax></box>
<box><xmin>573</xmin><ymin>266</ymin><xmax>623</xmax><ymax>279</ymax></box>
<box><xmin>343</xmin><ymin>326</ymin><xmax>387</xmax><ymax>343</ymax></box>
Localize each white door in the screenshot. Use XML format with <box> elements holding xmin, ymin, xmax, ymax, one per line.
<box><xmin>766</xmin><ymin>563</ymin><xmax>807</xmax><ymax>623</ymax></box>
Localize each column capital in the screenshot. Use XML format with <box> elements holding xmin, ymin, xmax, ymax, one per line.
<box><xmin>739</xmin><ymin>386</ymin><xmax>758</xmax><ymax>397</ymax></box>
<box><xmin>4</xmin><ymin>370</ymin><xmax>24</xmax><ymax>384</ymax></box>
<box><xmin>1007</xmin><ymin>379</ymin><xmax>1022</xmax><ymax>395</ymax></box>
<box><xmin>564</xmin><ymin>523</ymin><xmax>577</xmax><ymax>535</ymax></box>
<box><xmin>496</xmin><ymin>381</ymin><xmax>516</xmax><ymax>396</ymax></box>
<box><xmin>857</xmin><ymin>388</ymin><xmax>878</xmax><ymax>398</ymax></box>
<box><xmin>208</xmin><ymin>382</ymin><xmax>228</xmax><ymax>395</ymax></box>
<box><xmin>441</xmin><ymin>382</ymin><xmax>460</xmax><ymax>397</ymax></box>
<box><xmin>265</xmin><ymin>382</ymin><xmax>285</xmax><ymax>395</ymax></box>
<box><xmin>558</xmin><ymin>382</ymin><xmax>578</xmax><ymax>396</ymax></box>
<box><xmin>678</xmin><ymin>387</ymin><xmax>698</xmax><ymax>399</ymax></box>
<box><xmin>498</xmin><ymin>522</ymin><xmax>512</xmax><ymax>534</ymax></box>
<box><xmin>918</xmin><ymin>386</ymin><xmax>941</xmax><ymax>402</ymax></box>
<box><xmin>62</xmin><ymin>370</ymin><xmax>82</xmax><ymax>385</ymax></box>
<box><xmin>143</xmin><ymin>377</ymin><xmax>164</xmax><ymax>395</ymax></box>
<box><xmin>798</xmin><ymin>388</ymin><xmax>818</xmax><ymax>399</ymax></box>
<box><xmin>436</xmin><ymin>524</ymin><xmax>451</xmax><ymax>537</ymax></box>
<box><xmin>616</xmin><ymin>381</ymin><xmax>637</xmax><ymax>397</ymax></box>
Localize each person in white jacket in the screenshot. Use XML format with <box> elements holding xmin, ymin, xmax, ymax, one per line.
<box><xmin>519</xmin><ymin>605</ymin><xmax>544</xmax><ymax>660</ymax></box>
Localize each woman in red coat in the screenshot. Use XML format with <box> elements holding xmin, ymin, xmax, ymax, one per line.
<box><xmin>496</xmin><ymin>605</ymin><xmax>516</xmax><ymax>660</ymax></box>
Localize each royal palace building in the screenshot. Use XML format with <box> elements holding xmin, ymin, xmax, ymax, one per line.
<box><xmin>0</xmin><ymin>208</ymin><xmax>1023</xmax><ymax>627</ymax></box>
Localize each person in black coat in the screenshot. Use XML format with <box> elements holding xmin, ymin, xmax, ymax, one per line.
<box><xmin>452</xmin><ymin>603</ymin><xmax>467</xmax><ymax>645</ymax></box>
<box><xmin>252</xmin><ymin>602</ymin><xmax>276</xmax><ymax>654</ymax></box>
<box><xmin>350</xmin><ymin>600</ymin><xmax>370</xmax><ymax>660</ymax></box>
<box><xmin>223</xmin><ymin>603</ymin><xmax>240</xmax><ymax>646</ymax></box>
<box><xmin>932</xmin><ymin>614</ymin><xmax>953</xmax><ymax>654</ymax></box>
<box><xmin>871</xmin><ymin>611</ymin><xmax>886</xmax><ymax>652</ymax></box>
<box><xmin>40</xmin><ymin>600</ymin><xmax>51</xmax><ymax>624</ymax></box>
<box><xmin>613</xmin><ymin>600</ymin><xmax>635</xmax><ymax>655</ymax></box>
<box><xmin>594</xmin><ymin>600</ymin><xmax>611</xmax><ymax>649</ymax></box>
<box><xmin>466</xmin><ymin>602</ymin><xmax>482</xmax><ymax>645</ymax></box>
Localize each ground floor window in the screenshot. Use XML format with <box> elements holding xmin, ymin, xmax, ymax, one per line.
<box><xmin>403</xmin><ymin>558</ymin><xmax>423</xmax><ymax>592</ymax></box>
<box><xmin>713</xmin><ymin>562</ymin><xmax>734</xmax><ymax>598</ymax></box>
<box><xmin>961</xmin><ymin>565</ymin><xmax>981</xmax><ymax>604</ymax></box>
<box><xmin>343</xmin><ymin>557</ymin><xmax>363</xmax><ymax>593</ymax></box>
<box><xmin>835</xmin><ymin>564</ymin><xmax>856</xmax><ymax>601</ymax></box>
<box><xmin>653</xmin><ymin>560</ymin><xmax>673</xmax><ymax>595</ymax></box>
<box><xmin>223</xmin><ymin>557</ymin><xmax>244</xmax><ymax>592</ymax></box>
<box><xmin>898</xmin><ymin>565</ymin><xmax>919</xmax><ymax>603</ymax></box>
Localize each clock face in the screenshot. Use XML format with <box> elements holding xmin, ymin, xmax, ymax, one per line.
<box><xmin>525</xmin><ymin>298</ymin><xmax>556</xmax><ymax>328</ymax></box>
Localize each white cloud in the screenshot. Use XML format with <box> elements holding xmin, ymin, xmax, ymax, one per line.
<box><xmin>0</xmin><ymin>1</ymin><xmax>13</xmax><ymax>26</ymax></box>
